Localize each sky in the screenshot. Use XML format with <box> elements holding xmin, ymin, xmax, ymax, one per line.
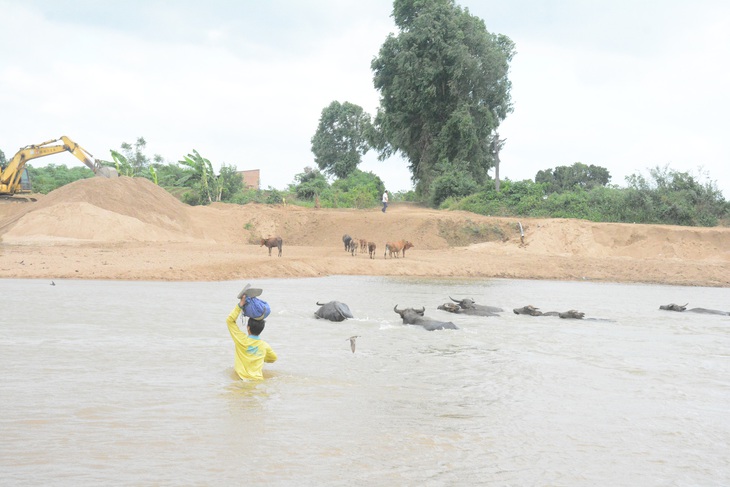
<box><xmin>1</xmin><ymin>0</ymin><xmax>729</xmax><ymax>197</ymax></box>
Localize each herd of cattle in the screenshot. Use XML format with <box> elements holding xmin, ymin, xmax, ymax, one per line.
<box><xmin>258</xmin><ymin>234</ymin><xmax>414</xmax><ymax>259</ymax></box>
<box><xmin>314</xmin><ymin>298</ymin><xmax>730</xmax><ymax>331</ymax></box>
<box><xmin>342</xmin><ymin>234</ymin><xmax>414</xmax><ymax>259</ymax></box>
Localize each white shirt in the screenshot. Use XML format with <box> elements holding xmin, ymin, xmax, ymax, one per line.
<box><xmin>382</xmin><ymin>192</ymin><xmax>388</xmax><ymax>203</ymax></box>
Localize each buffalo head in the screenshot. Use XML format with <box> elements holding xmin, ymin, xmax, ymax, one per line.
<box><xmin>438</xmin><ymin>302</ymin><xmax>462</xmax><ymax>313</ymax></box>
<box><xmin>450</xmin><ymin>296</ymin><xmax>476</xmax><ymax>309</ymax></box>
<box><xmin>659</xmin><ymin>303</ymin><xmax>688</xmax><ymax>312</ymax></box>
<box><xmin>394</xmin><ymin>305</ymin><xmax>425</xmax><ymax>318</ymax></box>
<box><xmin>513</xmin><ymin>305</ymin><xmax>543</xmax><ymax>316</ymax></box>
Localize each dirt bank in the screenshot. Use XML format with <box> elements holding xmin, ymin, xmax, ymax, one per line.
<box><xmin>1</xmin><ymin>177</ymin><xmax>728</xmax><ymax>287</ymax></box>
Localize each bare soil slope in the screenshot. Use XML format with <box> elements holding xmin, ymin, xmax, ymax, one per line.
<box><xmin>1</xmin><ymin>177</ymin><xmax>728</xmax><ymax>286</ymax></box>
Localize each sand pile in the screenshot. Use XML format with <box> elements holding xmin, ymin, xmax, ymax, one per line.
<box><xmin>0</xmin><ymin>177</ymin><xmax>198</xmax><ymax>243</ymax></box>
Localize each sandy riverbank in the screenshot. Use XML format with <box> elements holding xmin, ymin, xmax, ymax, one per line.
<box><xmin>1</xmin><ymin>177</ymin><xmax>728</xmax><ymax>287</ymax></box>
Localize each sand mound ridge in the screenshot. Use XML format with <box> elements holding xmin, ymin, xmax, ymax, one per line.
<box><xmin>0</xmin><ymin>177</ymin><xmax>196</xmax><ymax>243</ymax></box>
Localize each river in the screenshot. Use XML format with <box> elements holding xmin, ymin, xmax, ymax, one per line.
<box><xmin>1</xmin><ymin>276</ymin><xmax>728</xmax><ymax>486</ymax></box>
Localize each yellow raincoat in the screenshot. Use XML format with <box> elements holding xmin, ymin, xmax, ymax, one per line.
<box><xmin>226</xmin><ymin>305</ymin><xmax>277</xmax><ymax>380</ymax></box>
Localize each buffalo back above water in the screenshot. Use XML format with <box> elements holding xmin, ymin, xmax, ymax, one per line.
<box><xmin>660</xmin><ymin>303</ymin><xmax>730</xmax><ymax>315</ymax></box>
<box><xmin>315</xmin><ymin>301</ymin><xmax>354</xmax><ymax>322</ymax></box>
<box><xmin>449</xmin><ymin>296</ymin><xmax>503</xmax><ymax>314</ymax></box>
<box><xmin>393</xmin><ymin>305</ymin><xmax>458</xmax><ymax>331</ymax></box>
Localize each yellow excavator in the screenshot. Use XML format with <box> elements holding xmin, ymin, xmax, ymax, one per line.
<box><xmin>0</xmin><ymin>135</ymin><xmax>118</xmax><ymax>199</ymax></box>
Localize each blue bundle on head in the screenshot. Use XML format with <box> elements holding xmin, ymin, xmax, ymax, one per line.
<box><xmin>243</xmin><ymin>296</ymin><xmax>271</xmax><ymax>321</ymax></box>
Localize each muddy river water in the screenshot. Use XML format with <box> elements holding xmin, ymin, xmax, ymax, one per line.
<box><xmin>1</xmin><ymin>276</ymin><xmax>728</xmax><ymax>485</ymax></box>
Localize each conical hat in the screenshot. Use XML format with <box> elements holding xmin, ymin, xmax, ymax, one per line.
<box><xmin>237</xmin><ymin>283</ymin><xmax>263</xmax><ymax>299</ymax></box>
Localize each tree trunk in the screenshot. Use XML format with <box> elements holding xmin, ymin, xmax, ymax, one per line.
<box><xmin>493</xmin><ymin>133</ymin><xmax>505</xmax><ymax>193</ymax></box>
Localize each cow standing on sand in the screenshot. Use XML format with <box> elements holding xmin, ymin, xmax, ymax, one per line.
<box><xmin>384</xmin><ymin>240</ymin><xmax>414</xmax><ymax>258</ymax></box>
<box><xmin>260</xmin><ymin>236</ymin><xmax>283</xmax><ymax>257</ymax></box>
<box><xmin>342</xmin><ymin>234</ymin><xmax>358</xmax><ymax>256</ymax></box>
<box><xmin>368</xmin><ymin>242</ymin><xmax>377</xmax><ymax>259</ymax></box>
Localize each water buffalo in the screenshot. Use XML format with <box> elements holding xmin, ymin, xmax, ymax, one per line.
<box><xmin>449</xmin><ymin>297</ymin><xmax>503</xmax><ymax>314</ymax></box>
<box><xmin>260</xmin><ymin>236</ymin><xmax>283</xmax><ymax>257</ymax></box>
<box><xmin>393</xmin><ymin>305</ymin><xmax>458</xmax><ymax>331</ymax></box>
<box><xmin>513</xmin><ymin>305</ymin><xmax>585</xmax><ymax>319</ymax></box>
<box><xmin>315</xmin><ymin>301</ymin><xmax>354</xmax><ymax>322</ymax></box>
<box><xmin>438</xmin><ymin>302</ymin><xmax>499</xmax><ymax>317</ymax></box>
<box><xmin>342</xmin><ymin>234</ymin><xmax>352</xmax><ymax>252</ymax></box>
<box><xmin>659</xmin><ymin>303</ymin><xmax>730</xmax><ymax>316</ymax></box>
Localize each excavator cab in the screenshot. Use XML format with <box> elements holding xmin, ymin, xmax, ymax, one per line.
<box><xmin>19</xmin><ymin>167</ymin><xmax>31</xmax><ymax>192</ymax></box>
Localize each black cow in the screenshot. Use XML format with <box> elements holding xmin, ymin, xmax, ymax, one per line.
<box><xmin>660</xmin><ymin>303</ymin><xmax>730</xmax><ymax>316</ymax></box>
<box><xmin>314</xmin><ymin>301</ymin><xmax>354</xmax><ymax>322</ymax></box>
<box><xmin>393</xmin><ymin>305</ymin><xmax>458</xmax><ymax>331</ymax></box>
<box><xmin>342</xmin><ymin>234</ymin><xmax>353</xmax><ymax>252</ymax></box>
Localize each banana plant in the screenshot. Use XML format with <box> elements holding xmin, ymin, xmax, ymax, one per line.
<box><xmin>178</xmin><ymin>149</ymin><xmax>221</xmax><ymax>204</ymax></box>
<box><xmin>110</xmin><ymin>150</ymin><xmax>135</xmax><ymax>177</ymax></box>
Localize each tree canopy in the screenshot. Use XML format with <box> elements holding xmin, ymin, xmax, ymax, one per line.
<box><xmin>535</xmin><ymin>162</ymin><xmax>611</xmax><ymax>193</ymax></box>
<box><xmin>292</xmin><ymin>166</ymin><xmax>329</xmax><ymax>200</ymax></box>
<box><xmin>371</xmin><ymin>0</ymin><xmax>515</xmax><ymax>195</ymax></box>
<box><xmin>311</xmin><ymin>101</ymin><xmax>372</xmax><ymax>179</ymax></box>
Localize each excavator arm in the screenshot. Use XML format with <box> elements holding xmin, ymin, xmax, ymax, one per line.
<box><xmin>1</xmin><ymin>136</ymin><xmax>117</xmax><ymax>196</ymax></box>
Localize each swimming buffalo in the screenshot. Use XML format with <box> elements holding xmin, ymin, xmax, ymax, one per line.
<box><xmin>447</xmin><ymin>297</ymin><xmax>503</xmax><ymax>315</ymax></box>
<box><xmin>393</xmin><ymin>305</ymin><xmax>458</xmax><ymax>331</ymax></box>
<box><xmin>315</xmin><ymin>301</ymin><xmax>354</xmax><ymax>322</ymax></box>
<box><xmin>659</xmin><ymin>303</ymin><xmax>730</xmax><ymax>316</ymax></box>
<box><xmin>513</xmin><ymin>305</ymin><xmax>585</xmax><ymax>319</ymax></box>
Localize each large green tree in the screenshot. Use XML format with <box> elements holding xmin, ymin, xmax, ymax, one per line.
<box><xmin>371</xmin><ymin>0</ymin><xmax>515</xmax><ymax>195</ymax></box>
<box><xmin>536</xmin><ymin>162</ymin><xmax>612</xmax><ymax>193</ymax></box>
<box><xmin>311</xmin><ymin>101</ymin><xmax>372</xmax><ymax>179</ymax></box>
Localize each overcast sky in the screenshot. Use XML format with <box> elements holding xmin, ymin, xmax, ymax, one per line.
<box><xmin>2</xmin><ymin>0</ymin><xmax>728</xmax><ymax>197</ymax></box>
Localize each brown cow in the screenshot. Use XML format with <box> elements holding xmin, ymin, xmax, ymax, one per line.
<box><xmin>367</xmin><ymin>242</ymin><xmax>377</xmax><ymax>259</ymax></box>
<box><xmin>384</xmin><ymin>240</ymin><xmax>414</xmax><ymax>258</ymax></box>
<box><xmin>359</xmin><ymin>239</ymin><xmax>368</xmax><ymax>254</ymax></box>
<box><xmin>260</xmin><ymin>236</ymin><xmax>283</xmax><ymax>257</ymax></box>
<box><xmin>384</xmin><ymin>242</ymin><xmax>399</xmax><ymax>258</ymax></box>
<box><xmin>401</xmin><ymin>241</ymin><xmax>414</xmax><ymax>257</ymax></box>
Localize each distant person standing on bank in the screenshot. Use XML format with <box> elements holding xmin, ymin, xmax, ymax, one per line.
<box><xmin>382</xmin><ymin>190</ymin><xmax>389</xmax><ymax>213</ymax></box>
